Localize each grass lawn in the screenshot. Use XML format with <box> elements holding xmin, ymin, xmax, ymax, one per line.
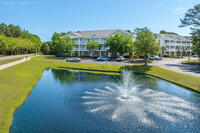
<box><xmin>0</xmin><ymin>55</ymin><xmax>4</xmax><ymax>57</ymax></box>
<box><xmin>181</xmin><ymin>60</ymin><xmax>200</xmax><ymax>64</ymax></box>
<box><xmin>0</xmin><ymin>57</ymin><xmax>24</xmax><ymax>65</ymax></box>
<box><xmin>0</xmin><ymin>55</ymin><xmax>200</xmax><ymax>132</ymax></box>
<box><xmin>132</xmin><ymin>59</ymin><xmax>154</xmax><ymax>63</ymax></box>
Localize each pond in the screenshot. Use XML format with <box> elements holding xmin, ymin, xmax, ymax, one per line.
<box><xmin>10</xmin><ymin>69</ymin><xmax>200</xmax><ymax>133</ymax></box>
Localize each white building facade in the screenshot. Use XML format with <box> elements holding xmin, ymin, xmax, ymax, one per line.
<box><xmin>64</xmin><ymin>29</ymin><xmax>134</xmax><ymax>57</ymax></box>
<box><xmin>157</xmin><ymin>34</ymin><xmax>192</xmax><ymax>56</ymax></box>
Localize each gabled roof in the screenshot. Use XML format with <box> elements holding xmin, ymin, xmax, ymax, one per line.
<box><xmin>157</xmin><ymin>34</ymin><xmax>192</xmax><ymax>41</ymax></box>
<box><xmin>67</xmin><ymin>29</ymin><xmax>133</xmax><ymax>38</ymax></box>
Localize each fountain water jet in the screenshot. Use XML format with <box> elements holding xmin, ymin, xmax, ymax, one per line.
<box><xmin>83</xmin><ymin>70</ymin><xmax>198</xmax><ymax>126</ymax></box>
<box><xmin>117</xmin><ymin>70</ymin><xmax>140</xmax><ymax>100</ymax></box>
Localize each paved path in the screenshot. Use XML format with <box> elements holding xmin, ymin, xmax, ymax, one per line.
<box><xmin>57</xmin><ymin>58</ymin><xmax>135</xmax><ymax>65</ymax></box>
<box><xmin>0</xmin><ymin>56</ymin><xmax>31</xmax><ymax>71</ymax></box>
<box><xmin>151</xmin><ymin>57</ymin><xmax>200</xmax><ymax>78</ymax></box>
<box><xmin>0</xmin><ymin>54</ymin><xmax>33</xmax><ymax>61</ymax></box>
<box><xmin>58</xmin><ymin>57</ymin><xmax>200</xmax><ymax>78</ymax></box>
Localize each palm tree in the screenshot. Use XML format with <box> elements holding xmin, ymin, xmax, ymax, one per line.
<box><xmin>161</xmin><ymin>46</ymin><xmax>166</xmax><ymax>57</ymax></box>
<box><xmin>175</xmin><ymin>46</ymin><xmax>181</xmax><ymax>56</ymax></box>
<box><xmin>98</xmin><ymin>44</ymin><xmax>102</xmax><ymax>56</ymax></box>
<box><xmin>182</xmin><ymin>46</ymin><xmax>187</xmax><ymax>56</ymax></box>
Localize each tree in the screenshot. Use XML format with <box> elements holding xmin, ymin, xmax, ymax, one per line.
<box><xmin>86</xmin><ymin>41</ymin><xmax>100</xmax><ymax>57</ymax></box>
<box><xmin>159</xmin><ymin>30</ymin><xmax>178</xmax><ymax>35</ymax></box>
<box><xmin>133</xmin><ymin>28</ymin><xmax>160</xmax><ymax>66</ymax></box>
<box><xmin>179</xmin><ymin>4</ymin><xmax>200</xmax><ymax>29</ymax></box>
<box><xmin>0</xmin><ymin>23</ymin><xmax>23</xmax><ymax>38</ymax></box>
<box><xmin>41</xmin><ymin>42</ymin><xmax>50</xmax><ymax>54</ymax></box>
<box><xmin>179</xmin><ymin>4</ymin><xmax>200</xmax><ymax>57</ymax></box>
<box><xmin>161</xmin><ymin>46</ymin><xmax>166</xmax><ymax>56</ymax></box>
<box><xmin>43</xmin><ymin>41</ymin><xmax>53</xmax><ymax>54</ymax></box>
<box><xmin>175</xmin><ymin>46</ymin><xmax>181</xmax><ymax>56</ymax></box>
<box><xmin>105</xmin><ymin>33</ymin><xmax>133</xmax><ymax>56</ymax></box>
<box><xmin>52</xmin><ymin>32</ymin><xmax>75</xmax><ymax>56</ymax></box>
<box><xmin>125</xmin><ymin>30</ymin><xmax>132</xmax><ymax>33</ymax></box>
<box><xmin>191</xmin><ymin>30</ymin><xmax>200</xmax><ymax>57</ymax></box>
<box><xmin>0</xmin><ymin>23</ymin><xmax>42</xmax><ymax>55</ymax></box>
<box><xmin>0</xmin><ymin>34</ymin><xmax>9</xmax><ymax>55</ymax></box>
<box><xmin>182</xmin><ymin>46</ymin><xmax>187</xmax><ymax>56</ymax></box>
<box><xmin>133</xmin><ymin>28</ymin><xmax>144</xmax><ymax>35</ymax></box>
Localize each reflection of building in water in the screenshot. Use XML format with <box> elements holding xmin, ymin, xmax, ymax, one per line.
<box><xmin>51</xmin><ymin>69</ymin><xmax>119</xmax><ymax>84</ymax></box>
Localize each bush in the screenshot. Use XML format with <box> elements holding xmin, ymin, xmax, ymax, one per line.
<box><xmin>133</xmin><ymin>55</ymin><xmax>139</xmax><ymax>59</ymax></box>
<box><xmin>181</xmin><ymin>56</ymin><xmax>183</xmax><ymax>58</ymax></box>
<box><xmin>164</xmin><ymin>54</ymin><xmax>171</xmax><ymax>57</ymax></box>
<box><xmin>171</xmin><ymin>55</ymin><xmax>175</xmax><ymax>58</ymax></box>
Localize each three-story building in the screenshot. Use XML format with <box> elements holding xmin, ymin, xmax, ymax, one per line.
<box><xmin>157</xmin><ymin>34</ymin><xmax>192</xmax><ymax>56</ymax></box>
<box><xmin>64</xmin><ymin>29</ymin><xmax>134</xmax><ymax>57</ymax></box>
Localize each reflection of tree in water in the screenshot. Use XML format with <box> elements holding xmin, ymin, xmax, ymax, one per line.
<box><xmin>86</xmin><ymin>74</ymin><xmax>100</xmax><ymax>81</ymax></box>
<box><xmin>51</xmin><ymin>69</ymin><xmax>120</xmax><ymax>84</ymax></box>
<box><xmin>51</xmin><ymin>69</ymin><xmax>76</xmax><ymax>84</ymax></box>
<box><xmin>123</xmin><ymin>74</ymin><xmax>159</xmax><ymax>89</ymax></box>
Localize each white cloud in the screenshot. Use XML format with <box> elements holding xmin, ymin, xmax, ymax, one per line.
<box><xmin>19</xmin><ymin>2</ymin><xmax>42</xmax><ymax>5</ymax></box>
<box><xmin>168</xmin><ymin>7</ymin><xmax>187</xmax><ymax>14</ymax></box>
<box><xmin>1</xmin><ymin>1</ymin><xmax>43</xmax><ymax>5</ymax></box>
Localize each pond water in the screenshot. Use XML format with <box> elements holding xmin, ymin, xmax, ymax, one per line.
<box><xmin>10</xmin><ymin>69</ymin><xmax>200</xmax><ymax>133</ymax></box>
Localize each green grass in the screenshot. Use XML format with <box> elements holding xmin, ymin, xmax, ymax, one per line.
<box><xmin>0</xmin><ymin>55</ymin><xmax>200</xmax><ymax>132</ymax></box>
<box><xmin>0</xmin><ymin>57</ymin><xmax>24</xmax><ymax>65</ymax></box>
<box><xmin>0</xmin><ymin>55</ymin><xmax>4</xmax><ymax>57</ymax></box>
<box><xmin>132</xmin><ymin>59</ymin><xmax>154</xmax><ymax>63</ymax></box>
<box><xmin>181</xmin><ymin>60</ymin><xmax>200</xmax><ymax>64</ymax></box>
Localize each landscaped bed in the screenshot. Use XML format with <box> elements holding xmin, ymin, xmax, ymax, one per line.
<box><xmin>0</xmin><ymin>55</ymin><xmax>200</xmax><ymax>132</ymax></box>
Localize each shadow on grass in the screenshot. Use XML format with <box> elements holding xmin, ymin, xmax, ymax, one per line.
<box><xmin>120</xmin><ymin>65</ymin><xmax>152</xmax><ymax>73</ymax></box>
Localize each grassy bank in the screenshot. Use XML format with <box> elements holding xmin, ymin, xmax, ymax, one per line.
<box><xmin>181</xmin><ymin>60</ymin><xmax>200</xmax><ymax>64</ymax></box>
<box><xmin>0</xmin><ymin>57</ymin><xmax>24</xmax><ymax>65</ymax></box>
<box><xmin>0</xmin><ymin>55</ymin><xmax>200</xmax><ymax>132</ymax></box>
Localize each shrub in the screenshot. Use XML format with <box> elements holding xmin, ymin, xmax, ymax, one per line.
<box><xmin>171</xmin><ymin>55</ymin><xmax>175</xmax><ymax>58</ymax></box>
<box><xmin>181</xmin><ymin>56</ymin><xmax>183</xmax><ymax>58</ymax></box>
<box><xmin>164</xmin><ymin>54</ymin><xmax>171</xmax><ymax>57</ymax></box>
<box><xmin>133</xmin><ymin>55</ymin><xmax>139</xmax><ymax>59</ymax></box>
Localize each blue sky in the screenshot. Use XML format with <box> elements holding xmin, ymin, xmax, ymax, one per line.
<box><xmin>0</xmin><ymin>0</ymin><xmax>199</xmax><ymax>42</ymax></box>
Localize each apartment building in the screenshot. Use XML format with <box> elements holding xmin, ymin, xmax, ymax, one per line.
<box><xmin>157</xmin><ymin>34</ymin><xmax>192</xmax><ymax>56</ymax></box>
<box><xmin>64</xmin><ymin>29</ymin><xmax>134</xmax><ymax>57</ymax></box>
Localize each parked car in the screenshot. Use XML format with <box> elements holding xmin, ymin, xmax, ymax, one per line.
<box><xmin>116</xmin><ymin>56</ymin><xmax>125</xmax><ymax>62</ymax></box>
<box><xmin>96</xmin><ymin>56</ymin><xmax>109</xmax><ymax>61</ymax></box>
<box><xmin>193</xmin><ymin>54</ymin><xmax>199</xmax><ymax>57</ymax></box>
<box><xmin>92</xmin><ymin>55</ymin><xmax>99</xmax><ymax>59</ymax></box>
<box><xmin>66</xmin><ymin>57</ymin><xmax>81</xmax><ymax>62</ymax></box>
<box><xmin>148</xmin><ymin>55</ymin><xmax>162</xmax><ymax>60</ymax></box>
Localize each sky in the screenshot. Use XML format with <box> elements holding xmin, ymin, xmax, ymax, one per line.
<box><xmin>0</xmin><ymin>0</ymin><xmax>199</xmax><ymax>42</ymax></box>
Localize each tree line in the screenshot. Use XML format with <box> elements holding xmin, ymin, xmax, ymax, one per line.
<box><xmin>0</xmin><ymin>23</ymin><xmax>42</xmax><ymax>55</ymax></box>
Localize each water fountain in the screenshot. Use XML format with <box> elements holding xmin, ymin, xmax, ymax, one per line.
<box><xmin>83</xmin><ymin>70</ymin><xmax>198</xmax><ymax>126</ymax></box>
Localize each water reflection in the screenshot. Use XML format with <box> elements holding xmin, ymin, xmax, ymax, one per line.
<box><xmin>51</xmin><ymin>69</ymin><xmax>119</xmax><ymax>84</ymax></box>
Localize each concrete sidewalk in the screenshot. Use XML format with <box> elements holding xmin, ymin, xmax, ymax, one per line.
<box><xmin>0</xmin><ymin>54</ymin><xmax>33</xmax><ymax>61</ymax></box>
<box><xmin>0</xmin><ymin>56</ymin><xmax>31</xmax><ymax>71</ymax></box>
